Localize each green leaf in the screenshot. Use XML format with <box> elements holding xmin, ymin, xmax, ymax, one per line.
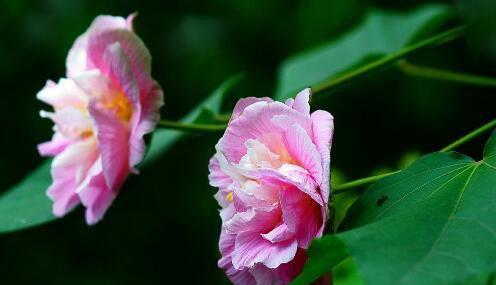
<box><xmin>0</xmin><ymin>74</ymin><xmax>242</xmax><ymax>234</ymax></box>
<box><xmin>295</xmin><ymin>130</ymin><xmax>496</xmax><ymax>284</ymax></box>
<box><xmin>0</xmin><ymin>160</ymin><xmax>53</xmax><ymax>233</ymax></box>
<box><xmin>291</xmin><ymin>235</ymin><xmax>349</xmax><ymax>285</ymax></box>
<box><xmin>274</xmin><ymin>4</ymin><xmax>452</xmax><ymax>100</ymax></box>
<box><xmin>333</xmin><ymin>257</ymin><xmax>365</xmax><ymax>285</ymax></box>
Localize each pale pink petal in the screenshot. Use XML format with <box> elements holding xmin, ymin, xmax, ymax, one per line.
<box><xmin>249</xmin><ymin>264</ymin><xmax>283</xmax><ymax>285</ymax></box>
<box><xmin>250</xmin><ymin>168</ymin><xmax>323</xmax><ymax>207</ymax></box>
<box><xmin>87</xmin><ymin>28</ymin><xmax>152</xmax><ymax>91</ymax></box>
<box><xmin>213</xmin><ymin>148</ymin><xmax>245</xmax><ymax>182</ymax></box>
<box><xmin>36</xmin><ymin>79</ymin><xmax>88</xmax><ymax>109</ymax></box>
<box><xmin>38</xmin><ymin>134</ymin><xmax>72</xmax><ymax>156</ymax></box>
<box><xmin>232</xmin><ymin>180</ymin><xmax>279</xmax><ymax>211</ymax></box>
<box><xmin>47</xmin><ymin>176</ymin><xmax>80</xmax><ymax>217</ymax></box>
<box><xmin>209</xmin><ymin>157</ymin><xmax>234</xmax><ymax>208</ymax></box>
<box><xmin>292</xmin><ymin>88</ymin><xmax>311</xmax><ymax>115</ymax></box>
<box><xmin>236</xmin><ymin>139</ymin><xmax>282</xmax><ymax>174</ymax></box>
<box><xmin>47</xmin><ymin>139</ymin><xmax>98</xmax><ymax>217</ymax></box>
<box><xmin>224</xmin><ymin>208</ymin><xmax>257</xmax><ymax>234</ymax></box>
<box><xmin>78</xmin><ymin>161</ymin><xmax>117</xmax><ymax>225</ymax></box>
<box><xmin>89</xmin><ymin>15</ymin><xmax>130</xmax><ymax>31</ymax></box>
<box><xmin>271</xmin><ymin>115</ymin><xmax>323</xmax><ymax>186</ymax></box>
<box><xmin>231</xmin><ymin>97</ymin><xmax>273</xmax><ymax>122</ymax></box>
<box><xmin>221</xmin><ymin>101</ymin><xmax>312</xmax><ymax>163</ymax></box>
<box><xmin>40</xmin><ymin>108</ymin><xmax>93</xmax><ymax>140</ymax></box>
<box><xmin>66</xmin><ymin>15</ymin><xmax>132</xmax><ymax>77</ymax></box>
<box><xmin>219</xmin><ymin>203</ymin><xmax>236</xmax><ymax>222</ymax></box>
<box><xmin>72</xmin><ymin>69</ymin><xmax>115</xmax><ymax>100</ymax></box>
<box><xmin>219</xmin><ymin>230</ymin><xmax>257</xmax><ymax>285</ymax></box>
<box><xmin>280</xmin><ymin>186</ymin><xmax>324</xmax><ymax>249</ymax></box>
<box><xmin>99</xmin><ymin>42</ymin><xmax>141</xmax><ymax>110</ymax></box>
<box><xmin>129</xmin><ymin>82</ymin><xmax>163</xmax><ymax>167</ymax></box>
<box><xmin>224</xmin><ymin>206</ymin><xmax>279</xmax><ymax>235</ymax></box>
<box><xmin>89</xmin><ymin>100</ymin><xmax>130</xmax><ymax>190</ymax></box>
<box><xmin>261</xmin><ymin>223</ymin><xmax>294</xmax><ymax>243</ymax></box>
<box><xmin>232</xmin><ymin>231</ymin><xmax>298</xmax><ymax>269</ymax></box>
<box><xmin>209</xmin><ymin>157</ymin><xmax>233</xmax><ymax>189</ymax></box>
<box><xmin>311</xmin><ymin>110</ymin><xmax>334</xmax><ymax>206</ymax></box>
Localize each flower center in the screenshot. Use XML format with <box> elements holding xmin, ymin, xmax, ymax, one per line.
<box><xmin>102</xmin><ymin>92</ymin><xmax>133</xmax><ymax>122</ymax></box>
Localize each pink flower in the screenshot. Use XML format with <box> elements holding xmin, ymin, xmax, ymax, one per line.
<box><xmin>208</xmin><ymin>89</ymin><xmax>334</xmax><ymax>284</ymax></box>
<box><xmin>37</xmin><ymin>14</ymin><xmax>163</xmax><ymax>224</ymax></box>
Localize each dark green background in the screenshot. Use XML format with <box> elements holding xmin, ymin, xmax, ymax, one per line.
<box><xmin>0</xmin><ymin>0</ymin><xmax>495</xmax><ymax>284</ymax></box>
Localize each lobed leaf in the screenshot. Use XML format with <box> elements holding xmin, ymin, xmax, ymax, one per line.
<box><xmin>293</xmin><ymin>130</ymin><xmax>496</xmax><ymax>284</ymax></box>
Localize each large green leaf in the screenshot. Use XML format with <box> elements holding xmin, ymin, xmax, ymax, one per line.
<box><xmin>0</xmin><ymin>160</ymin><xmax>53</xmax><ymax>233</ymax></box>
<box><xmin>0</xmin><ymin>75</ymin><xmax>242</xmax><ymax>233</ymax></box>
<box><xmin>274</xmin><ymin>4</ymin><xmax>452</xmax><ymax>100</ymax></box>
<box><xmin>293</xmin><ymin>130</ymin><xmax>496</xmax><ymax>285</ymax></box>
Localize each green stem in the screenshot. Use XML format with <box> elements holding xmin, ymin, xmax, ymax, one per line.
<box><xmin>333</xmin><ymin>171</ymin><xmax>401</xmax><ymax>194</ymax></box>
<box><xmin>312</xmin><ymin>25</ymin><xmax>466</xmax><ymax>97</ymax></box>
<box><xmin>157</xmin><ymin>120</ymin><xmax>227</xmax><ymax>133</ymax></box>
<box><xmin>334</xmin><ymin>118</ymin><xmax>496</xmax><ymax>194</ymax></box>
<box><xmin>398</xmin><ymin>60</ymin><xmax>496</xmax><ymax>87</ymax></box>
<box><xmin>441</xmin><ymin>118</ymin><xmax>496</xmax><ymax>152</ymax></box>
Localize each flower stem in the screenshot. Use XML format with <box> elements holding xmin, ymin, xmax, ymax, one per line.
<box><xmin>312</xmin><ymin>25</ymin><xmax>466</xmax><ymax>97</ymax></box>
<box><xmin>333</xmin><ymin>171</ymin><xmax>401</xmax><ymax>194</ymax></box>
<box><xmin>441</xmin><ymin>118</ymin><xmax>496</xmax><ymax>152</ymax></box>
<box><xmin>333</xmin><ymin>118</ymin><xmax>496</xmax><ymax>194</ymax></box>
<box><xmin>157</xmin><ymin>120</ymin><xmax>227</xmax><ymax>133</ymax></box>
<box><xmin>398</xmin><ymin>60</ymin><xmax>496</xmax><ymax>87</ymax></box>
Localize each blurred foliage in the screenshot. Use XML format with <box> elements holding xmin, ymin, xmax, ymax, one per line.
<box><xmin>1</xmin><ymin>0</ymin><xmax>495</xmax><ymax>284</ymax></box>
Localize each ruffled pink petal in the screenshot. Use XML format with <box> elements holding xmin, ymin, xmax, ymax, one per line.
<box><xmin>261</xmin><ymin>223</ymin><xmax>294</xmax><ymax>243</ymax></box>
<box><xmin>231</xmin><ymin>231</ymin><xmax>298</xmax><ymax>269</ymax></box>
<box><xmin>280</xmin><ymin>186</ymin><xmax>324</xmax><ymax>249</ymax></box>
<box><xmin>311</xmin><ymin>110</ymin><xmax>334</xmax><ymax>206</ymax></box>
<box><xmin>66</xmin><ymin>15</ymin><xmax>132</xmax><ymax>77</ymax></box>
<box><xmin>72</xmin><ymin>69</ymin><xmax>115</xmax><ymax>99</ymax></box>
<box><xmin>250</xmin><ymin>168</ymin><xmax>323</xmax><ymax>207</ymax></box>
<box><xmin>89</xmin><ymin>100</ymin><xmax>130</xmax><ymax>191</ymax></box>
<box><xmin>47</xmin><ymin>139</ymin><xmax>98</xmax><ymax>217</ymax></box>
<box><xmin>99</xmin><ymin>42</ymin><xmax>141</xmax><ymax>110</ymax></box>
<box><xmin>224</xmin><ymin>206</ymin><xmax>279</xmax><ymax>235</ymax></box>
<box><xmin>231</xmin><ymin>97</ymin><xmax>273</xmax><ymax>122</ymax></box>
<box><xmin>248</xmin><ymin>250</ymin><xmax>307</xmax><ymax>285</ymax></box>
<box><xmin>219</xmin><ymin>230</ymin><xmax>257</xmax><ymax>285</ymax></box>
<box><xmin>291</xmin><ymin>88</ymin><xmax>311</xmax><ymax>115</ymax></box>
<box><xmin>40</xmin><ymin>107</ymin><xmax>93</xmax><ymax>140</ymax></box>
<box><xmin>87</xmin><ymin>28</ymin><xmax>152</xmax><ymax>92</ymax></box>
<box><xmin>249</xmin><ymin>264</ymin><xmax>283</xmax><ymax>285</ymax></box>
<box><xmin>209</xmin><ymin>157</ymin><xmax>234</xmax><ymax>208</ymax></box>
<box><xmin>219</xmin><ymin>203</ymin><xmax>236</xmax><ymax>222</ymax></box>
<box><xmin>129</xmin><ymin>82</ymin><xmax>163</xmax><ymax>168</ymax></box>
<box><xmin>36</xmin><ymin>78</ymin><xmax>88</xmax><ymax>109</ymax></box>
<box><xmin>221</xmin><ymin>101</ymin><xmax>312</xmax><ymax>163</ymax></box>
<box><xmin>232</xmin><ymin>181</ymin><xmax>279</xmax><ymax>211</ymax></box>
<box><xmin>209</xmin><ymin>157</ymin><xmax>233</xmax><ymax>189</ymax></box>
<box><xmin>78</xmin><ymin>161</ymin><xmax>117</xmax><ymax>225</ymax></box>
<box><xmin>38</xmin><ymin>134</ymin><xmax>72</xmax><ymax>156</ymax></box>
<box><xmin>271</xmin><ymin>115</ymin><xmax>323</xmax><ymax>186</ymax></box>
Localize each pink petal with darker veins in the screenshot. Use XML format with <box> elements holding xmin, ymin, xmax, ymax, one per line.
<box><xmin>78</xmin><ymin>161</ymin><xmax>118</xmax><ymax>225</ymax></box>
<box><xmin>89</xmin><ymin>100</ymin><xmax>130</xmax><ymax>191</ymax></box>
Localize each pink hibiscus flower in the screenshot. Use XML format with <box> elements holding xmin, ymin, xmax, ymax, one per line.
<box><xmin>37</xmin><ymin>14</ymin><xmax>163</xmax><ymax>224</ymax></box>
<box><xmin>208</xmin><ymin>88</ymin><xmax>334</xmax><ymax>284</ymax></box>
